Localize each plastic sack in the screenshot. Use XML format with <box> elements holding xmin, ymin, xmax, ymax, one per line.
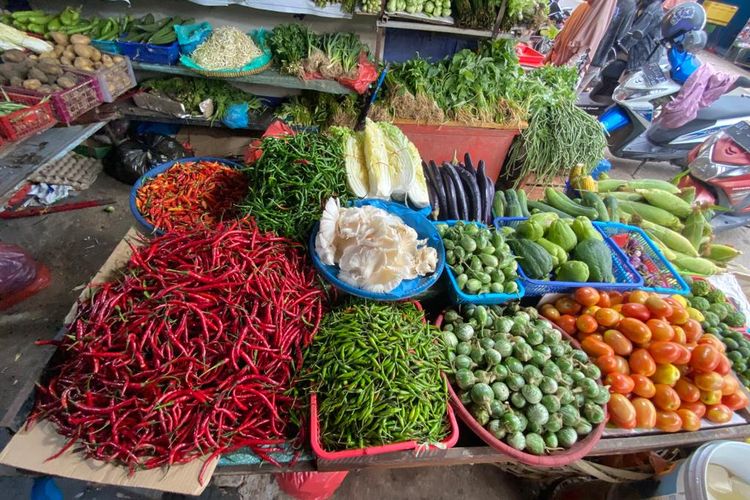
<box><xmin>243</xmin><ymin>119</ymin><xmax>296</xmax><ymax>164</ymax></box>
<box><xmin>275</xmin><ymin>472</ymin><xmax>348</xmax><ymax>500</ymax></box>
<box><xmin>221</xmin><ymin>102</ymin><xmax>250</xmax><ymax>129</ymax></box>
<box><xmin>103</xmin><ymin>133</ymin><xmax>189</xmax><ymax>185</ymax></box>
<box><xmin>175</xmin><ymin>22</ymin><xmax>211</xmax><ymax>55</ymax></box>
<box><xmin>336</xmin><ymin>53</ymin><xmax>378</xmax><ymax>94</ymax></box>
<box><xmin>0</xmin><ymin>243</ymin><xmax>37</xmax><ymax>296</ymax></box>
<box><xmin>179</xmin><ymin>29</ymin><xmax>272</xmax><ymax>74</ymax></box>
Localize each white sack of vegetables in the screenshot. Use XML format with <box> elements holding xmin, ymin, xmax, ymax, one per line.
<box><xmin>316</xmin><ymin>197</ymin><xmax>437</xmax><ymax>293</ymax></box>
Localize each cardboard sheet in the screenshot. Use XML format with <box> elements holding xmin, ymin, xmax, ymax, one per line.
<box><xmin>0</xmin><ymin>421</ymin><xmax>218</xmax><ymax>496</ymax></box>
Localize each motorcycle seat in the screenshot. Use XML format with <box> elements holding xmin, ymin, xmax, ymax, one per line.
<box><xmin>695</xmin><ymin>95</ymin><xmax>750</xmax><ymax>121</ymax></box>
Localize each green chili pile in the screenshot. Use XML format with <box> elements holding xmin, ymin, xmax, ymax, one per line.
<box><xmin>239</xmin><ymin>131</ymin><xmax>348</xmax><ymax>241</ymax></box>
<box><xmin>297</xmin><ymin>301</ymin><xmax>450</xmax><ymax>451</ymax></box>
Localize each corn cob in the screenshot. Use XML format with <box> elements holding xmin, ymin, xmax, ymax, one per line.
<box><xmin>635</xmin><ymin>189</ymin><xmax>693</xmax><ymax>219</ymax></box>
<box><xmin>624</xmin><ymin>179</ymin><xmax>680</xmax><ymax>194</ymax></box>
<box><xmin>640</xmin><ymin>220</ymin><xmax>699</xmax><ymax>257</ymax></box>
<box><xmin>671</xmin><ymin>253</ymin><xmax>722</xmax><ymax>276</ymax></box>
<box><xmin>618</xmin><ymin>200</ymin><xmax>683</xmax><ymax>230</ymax></box>
<box><xmin>702</xmin><ymin>243</ymin><xmax>742</xmax><ymax>262</ymax></box>
<box><xmin>682</xmin><ymin>209</ymin><xmax>705</xmax><ymax>251</ymax></box>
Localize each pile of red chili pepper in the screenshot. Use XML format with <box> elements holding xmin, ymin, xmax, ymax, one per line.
<box><xmin>135</xmin><ymin>160</ymin><xmax>247</xmax><ymax>232</ymax></box>
<box><xmin>29</xmin><ymin>219</ymin><xmax>327</xmax><ymax>481</ymax></box>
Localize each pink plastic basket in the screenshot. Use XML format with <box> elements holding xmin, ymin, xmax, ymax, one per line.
<box><xmin>437</xmin><ymin>314</ymin><xmax>608</xmax><ymax>467</ymax></box>
<box><xmin>84</xmin><ymin>55</ymin><xmax>136</xmax><ymax>102</ymax></box>
<box><xmin>0</xmin><ymin>92</ymin><xmax>56</xmax><ymax>141</ymax></box>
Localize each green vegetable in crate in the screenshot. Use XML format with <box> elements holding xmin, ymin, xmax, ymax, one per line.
<box><xmin>544</xmin><ymin>188</ymin><xmax>598</xmax><ymax>219</ymax></box>
<box><xmin>581</xmin><ymin>191</ymin><xmax>609</xmax><ymax>222</ymax></box>
<box><xmin>570</xmin><ymin>216</ymin><xmax>603</xmax><ymax>242</ymax></box>
<box><xmin>517</xmin><ymin>219</ymin><xmax>544</xmax><ymax>241</ymax></box>
<box><xmin>546</xmin><ymin>219</ymin><xmax>577</xmax><ymax>252</ymax></box>
<box><xmin>529</xmin><ymin>211</ymin><xmax>559</xmax><ymax>230</ymax></box>
<box><xmin>537</xmin><ymin>238</ymin><xmax>567</xmax><ymax>267</ymax></box>
<box><xmin>298</xmin><ymin>301</ymin><xmax>449</xmax><ymax>450</ymax></box>
<box><xmin>442</xmin><ymin>304</ymin><xmax>605</xmax><ymax>455</ymax></box>
<box><xmin>573</xmin><ymin>239</ymin><xmax>614</xmax><ymax>282</ymax></box>
<box><xmin>555</xmin><ymin>260</ymin><xmax>590</xmax><ymax>282</ymax></box>
<box><xmin>438</xmin><ymin>221</ymin><xmax>519</xmax><ymax>295</ymax></box>
<box><xmin>509</xmin><ymin>239</ymin><xmax>553</xmax><ymax>280</ymax></box>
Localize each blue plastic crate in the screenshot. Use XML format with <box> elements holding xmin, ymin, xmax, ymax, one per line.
<box><xmin>435</xmin><ymin>220</ymin><xmax>525</xmax><ymax>305</ymax></box>
<box><xmin>494</xmin><ymin>216</ymin><xmax>644</xmax><ymax>296</ymax></box>
<box><xmin>116</xmin><ymin>39</ymin><xmax>180</xmax><ymax>65</ymax></box>
<box><xmin>91</xmin><ymin>39</ymin><xmax>120</xmax><ymax>54</ymax></box>
<box><xmin>595</xmin><ymin>222</ymin><xmax>689</xmax><ymax>295</ymax></box>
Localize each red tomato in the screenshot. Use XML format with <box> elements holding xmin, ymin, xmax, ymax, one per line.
<box><xmin>674</xmin><ymin>378</ymin><xmax>700</xmax><ymax>403</ymax></box>
<box><xmin>706</xmin><ymin>404</ymin><xmax>733</xmax><ymax>424</ymax></box>
<box><xmin>698</xmin><ymin>334</ymin><xmax>726</xmax><ymax>353</ymax></box>
<box><xmin>673</xmin><ymin>326</ymin><xmax>687</xmax><ymax>345</ymax></box>
<box><xmin>596</xmin><ymin>354</ymin><xmax>620</xmax><ymax>374</ymax></box>
<box><xmin>715</xmin><ymin>354</ymin><xmax>731</xmax><ymax>376</ymax></box>
<box><xmin>655</xmin><ymin>410</ymin><xmax>683</xmax><ymax>432</ymax></box>
<box><xmin>555</xmin><ymin>296</ymin><xmax>582</xmax><ymax>315</ymax></box>
<box><xmin>700</xmin><ymin>389</ymin><xmax>723</xmax><ymax>406</ymax></box>
<box><xmin>620</xmin><ymin>318</ymin><xmax>652</xmax><ymax>344</ymax></box>
<box><xmin>673</xmin><ymin>344</ymin><xmax>692</xmax><ymax>365</ymax></box>
<box><xmin>629</xmin><ymin>348</ymin><xmax>657</xmax><ymax>376</ymax></box>
<box><xmin>690</xmin><ymin>345</ymin><xmax>721</xmax><ymax>373</ymax></box>
<box><xmin>647</xmin><ymin>319</ymin><xmax>675</xmax><ymax>342</ymax></box>
<box><xmin>722</xmin><ymin>374</ymin><xmax>740</xmax><ymax>396</ymax></box>
<box><xmin>597</xmin><ymin>291</ymin><xmax>612</xmax><ymax>308</ymax></box>
<box><xmin>683</xmin><ymin>319</ymin><xmax>703</xmax><ymax>344</ymax></box>
<box><xmin>668</xmin><ymin>306</ymin><xmax>689</xmax><ymax>325</ymax></box>
<box><xmin>582</xmin><ymin>336</ymin><xmax>614</xmax><ymax>358</ymax></box>
<box><xmin>608</xmin><ymin>393</ymin><xmax>636</xmax><ymax>428</ymax></box>
<box><xmin>575</xmin><ymin>287</ymin><xmax>601</xmax><ymax>307</ymax></box>
<box><xmin>632</xmin><ymin>397</ymin><xmax>657</xmax><ymax>429</ymax></box>
<box><xmin>609</xmin><ymin>291</ymin><xmax>624</xmax><ymax>306</ymax></box>
<box><xmin>627</xmin><ymin>290</ymin><xmax>650</xmax><ymax>304</ymax></box>
<box><xmin>540</xmin><ymin>303</ymin><xmax>561</xmax><ymax>322</ymax></box>
<box><xmin>677</xmin><ymin>409</ymin><xmax>701</xmax><ymax>431</ymax></box>
<box><xmin>722</xmin><ymin>391</ymin><xmax>750</xmax><ymax>411</ymax></box>
<box><xmin>631</xmin><ymin>374</ymin><xmax>656</xmax><ymax>398</ymax></box>
<box><xmin>652</xmin><ymin>363</ymin><xmax>681</xmax><ymax>386</ymax></box>
<box><xmin>621</xmin><ymin>303</ymin><xmax>651</xmax><ymax>322</ymax></box>
<box><xmin>653</xmin><ymin>384</ymin><xmax>681</xmax><ymax>411</ymax></box>
<box><xmin>605</xmin><ymin>372</ymin><xmax>635</xmax><ymax>395</ymax></box>
<box><xmin>577</xmin><ymin>314</ymin><xmax>599</xmax><ymax>334</ymax></box>
<box><xmin>695</xmin><ymin>372</ymin><xmax>724</xmax><ymax>392</ymax></box>
<box><xmin>556</xmin><ymin>315</ymin><xmax>577</xmax><ymax>336</ymax></box>
<box><xmin>648</xmin><ymin>341</ymin><xmax>681</xmax><ymax>364</ymax></box>
<box><xmin>603</xmin><ymin>329</ymin><xmax>633</xmax><ymax>356</ymax></box>
<box><xmin>646</xmin><ymin>296</ymin><xmax>673</xmax><ymax>319</ymax></box>
<box><xmin>680</xmin><ymin>401</ymin><xmax>707</xmax><ymax>419</ymax></box>
<box><xmin>595</xmin><ymin>308</ymin><xmax>621</xmax><ymax>328</ymax></box>
<box><xmin>614</xmin><ymin>355</ymin><xmax>631</xmax><ymax>375</ymax></box>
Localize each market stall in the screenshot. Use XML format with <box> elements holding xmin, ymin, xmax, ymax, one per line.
<box><xmin>0</xmin><ymin>3</ymin><xmax>749</xmax><ymax>499</ymax></box>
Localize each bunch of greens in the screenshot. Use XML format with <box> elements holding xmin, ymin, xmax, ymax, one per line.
<box><xmin>453</xmin><ymin>0</ymin><xmax>504</xmax><ymax>30</ymax></box>
<box><xmin>275</xmin><ymin>92</ymin><xmax>358</xmax><ymax>129</ymax></box>
<box><xmin>143</xmin><ymin>77</ymin><xmax>263</xmax><ymax>124</ymax></box>
<box><xmin>320</xmin><ymin>32</ymin><xmax>366</xmax><ymax>75</ymax></box>
<box><xmin>504</xmin><ymin>0</ymin><xmax>549</xmax><ymax>29</ymax></box>
<box><xmin>268</xmin><ymin>23</ymin><xmax>318</xmax><ymax>76</ymax></box>
<box><xmin>238</xmin><ymin>132</ymin><xmax>348</xmax><ymax>241</ymax></box>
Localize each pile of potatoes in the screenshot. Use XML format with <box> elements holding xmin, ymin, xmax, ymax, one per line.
<box><xmin>0</xmin><ymin>32</ymin><xmax>126</xmax><ymax>95</ymax></box>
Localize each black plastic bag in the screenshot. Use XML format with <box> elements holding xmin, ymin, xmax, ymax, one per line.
<box><xmin>103</xmin><ymin>133</ymin><xmax>188</xmax><ymax>185</ymax></box>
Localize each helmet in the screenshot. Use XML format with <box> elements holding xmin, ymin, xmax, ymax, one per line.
<box><xmin>661</xmin><ymin>2</ymin><xmax>706</xmax><ymax>41</ymax></box>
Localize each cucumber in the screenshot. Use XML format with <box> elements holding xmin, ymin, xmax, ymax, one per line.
<box><xmin>544</xmin><ymin>188</ymin><xmax>599</xmax><ymax>218</ymax></box>
<box><xmin>581</xmin><ymin>191</ymin><xmax>609</xmax><ymax>221</ymax></box>
<box><xmin>492</xmin><ymin>191</ymin><xmax>506</xmax><ymax>218</ymax></box>
<box><xmin>517</xmin><ymin>188</ymin><xmax>531</xmax><ymax>217</ymax></box>
<box><xmin>603</xmin><ymin>195</ymin><xmax>619</xmax><ymax>222</ymax></box>
<box><xmin>596</xmin><ymin>179</ymin><xmax>627</xmax><ymax>192</ymax></box>
<box><xmin>505</xmin><ymin>189</ymin><xmax>523</xmax><ymax>217</ymax></box>
<box><xmin>527</xmin><ymin>200</ymin><xmax>573</xmax><ymax>219</ymax></box>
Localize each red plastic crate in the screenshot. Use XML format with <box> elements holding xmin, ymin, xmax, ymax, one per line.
<box><xmin>0</xmin><ymin>92</ymin><xmax>57</xmax><ymax>142</ymax></box>
<box><xmin>516</xmin><ymin>43</ymin><xmax>545</xmax><ymax>68</ymax></box>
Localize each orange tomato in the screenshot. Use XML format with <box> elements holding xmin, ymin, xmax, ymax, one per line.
<box><xmin>668</xmin><ymin>306</ymin><xmax>689</xmax><ymax>325</ymax></box>
<box><xmin>646</xmin><ymin>296</ymin><xmax>673</xmax><ymax>319</ymax></box>
<box><xmin>715</xmin><ymin>355</ymin><xmax>731</xmax><ymax>376</ymax></box>
<box><xmin>652</xmin><ymin>363</ymin><xmax>681</xmax><ymax>386</ymax></box>
<box><xmin>627</xmin><ymin>290</ymin><xmax>650</xmax><ymax>304</ymax></box>
<box><xmin>605</xmin><ymin>372</ymin><xmax>635</xmax><ymax>395</ymax></box>
<box><xmin>655</xmin><ymin>410</ymin><xmax>683</xmax><ymax>432</ymax></box>
<box><xmin>722</xmin><ymin>375</ymin><xmax>740</xmax><ymax>396</ymax></box>
<box><xmin>556</xmin><ymin>315</ymin><xmax>577</xmax><ymax>336</ymax></box>
<box><xmin>582</xmin><ymin>305</ymin><xmax>601</xmax><ymax>316</ymax></box>
<box><xmin>621</xmin><ymin>303</ymin><xmax>651</xmax><ymax>322</ymax></box>
<box><xmin>629</xmin><ymin>348</ymin><xmax>657</xmax><ymax>376</ymax></box>
<box><xmin>653</xmin><ymin>384</ymin><xmax>682</xmax><ymax>411</ymax></box>
<box><xmin>722</xmin><ymin>391</ymin><xmax>749</xmax><ymax>411</ymax></box>
<box><xmin>595</xmin><ymin>308</ymin><xmax>621</xmax><ymax>328</ymax></box>
<box><xmin>575</xmin><ymin>287</ymin><xmax>601</xmax><ymax>307</ymax></box>
<box><xmin>700</xmin><ymin>389</ymin><xmax>723</xmax><ymax>406</ymax></box>
<box><xmin>596</xmin><ymin>354</ymin><xmax>620</xmax><ymax>374</ymax></box>
<box><xmin>603</xmin><ymin>329</ymin><xmax>633</xmax><ymax>356</ymax></box>
<box><xmin>647</xmin><ymin>319</ymin><xmax>675</xmax><ymax>342</ymax></box>
<box><xmin>620</xmin><ymin>318</ymin><xmax>652</xmax><ymax>344</ymax></box>
<box><xmin>673</xmin><ymin>326</ymin><xmax>687</xmax><ymax>345</ymax></box>
<box><xmin>597</xmin><ymin>291</ymin><xmax>612</xmax><ymax>308</ymax></box>
<box><xmin>555</xmin><ymin>296</ymin><xmax>582</xmax><ymax>315</ymax></box>
<box><xmin>683</xmin><ymin>319</ymin><xmax>703</xmax><ymax>344</ymax></box>
<box><xmin>614</xmin><ymin>355</ymin><xmax>631</xmax><ymax>375</ymax></box>
<box><xmin>677</xmin><ymin>409</ymin><xmax>701</xmax><ymax>431</ymax></box>
<box><xmin>582</xmin><ymin>336</ymin><xmax>614</xmax><ymax>358</ymax></box>
<box><xmin>540</xmin><ymin>303</ymin><xmax>560</xmax><ymax>322</ymax></box>
<box><xmin>648</xmin><ymin>341</ymin><xmax>682</xmax><ymax>364</ymax></box>
<box><xmin>690</xmin><ymin>345</ymin><xmax>721</xmax><ymax>373</ymax></box>
<box><xmin>632</xmin><ymin>397</ymin><xmax>657</xmax><ymax>429</ymax></box>
<box><xmin>609</xmin><ymin>291</ymin><xmax>624</xmax><ymax>306</ymax></box>
<box><xmin>695</xmin><ymin>372</ymin><xmax>724</xmax><ymax>392</ymax></box>
<box><xmin>706</xmin><ymin>404</ymin><xmax>733</xmax><ymax>424</ymax></box>
<box><xmin>608</xmin><ymin>393</ymin><xmax>636</xmax><ymax>428</ymax></box>
<box><xmin>577</xmin><ymin>314</ymin><xmax>599</xmax><ymax>334</ymax></box>
<box><xmin>673</xmin><ymin>344</ymin><xmax>692</xmax><ymax>365</ymax></box>
<box><xmin>698</xmin><ymin>334</ymin><xmax>726</xmax><ymax>353</ymax></box>
<box><xmin>631</xmin><ymin>374</ymin><xmax>656</xmax><ymax>398</ymax></box>
<box><xmin>680</xmin><ymin>401</ymin><xmax>707</xmax><ymax>418</ymax></box>
<box><xmin>674</xmin><ymin>378</ymin><xmax>701</xmax><ymax>403</ymax></box>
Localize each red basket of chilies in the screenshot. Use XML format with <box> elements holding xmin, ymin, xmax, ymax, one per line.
<box><xmin>0</xmin><ymin>92</ymin><xmax>57</xmax><ymax>142</ymax></box>
<box><xmin>2</xmin><ymin>71</ymin><xmax>101</xmax><ymax>124</ymax></box>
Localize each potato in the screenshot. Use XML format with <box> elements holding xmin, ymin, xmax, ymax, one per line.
<box><xmin>49</xmin><ymin>31</ymin><xmax>69</xmax><ymax>46</ymax></box>
<box><xmin>56</xmin><ymin>75</ymin><xmax>77</xmax><ymax>89</ymax></box>
<box><xmin>63</xmin><ymin>46</ymin><xmax>75</xmax><ymax>59</ymax></box>
<box><xmin>73</xmin><ymin>44</ymin><xmax>93</xmax><ymax>59</ymax></box>
<box><xmin>9</xmin><ymin>76</ymin><xmax>23</xmax><ymax>87</ymax></box>
<box><xmin>53</xmin><ymin>45</ymin><xmax>65</xmax><ymax>57</ymax></box>
<box><xmin>101</xmin><ymin>54</ymin><xmax>114</xmax><ymax>68</ymax></box>
<box><xmin>50</xmin><ymin>84</ymin><xmax>61</xmax><ymax>92</ymax></box>
<box><xmin>90</xmin><ymin>48</ymin><xmax>101</xmax><ymax>62</ymax></box>
<box><xmin>59</xmin><ymin>56</ymin><xmax>73</xmax><ymax>67</ymax></box>
<box><xmin>112</xmin><ymin>55</ymin><xmax>124</xmax><ymax>64</ymax></box>
<box><xmin>22</xmin><ymin>78</ymin><xmax>42</xmax><ymax>90</ymax></box>
<box><xmin>70</xmin><ymin>34</ymin><xmax>91</xmax><ymax>45</ymax></box>
<box><xmin>39</xmin><ymin>50</ymin><xmax>56</xmax><ymax>60</ymax></box>
<box><xmin>0</xmin><ymin>62</ymin><xmax>26</xmax><ymax>81</ymax></box>
<box><xmin>28</xmin><ymin>67</ymin><xmax>48</xmax><ymax>83</ymax></box>
<box><xmin>2</xmin><ymin>50</ymin><xmax>27</xmax><ymax>63</ymax></box>
<box><xmin>37</xmin><ymin>84</ymin><xmax>52</xmax><ymax>94</ymax></box>
<box><xmin>93</xmin><ymin>61</ymin><xmax>103</xmax><ymax>69</ymax></box>
<box><xmin>73</xmin><ymin>57</ymin><xmax>93</xmax><ymax>71</ymax></box>
<box><xmin>37</xmin><ymin>61</ymin><xmax>63</xmax><ymax>76</ymax></box>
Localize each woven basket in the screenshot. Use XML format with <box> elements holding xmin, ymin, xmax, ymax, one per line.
<box><xmin>189</xmin><ymin>60</ymin><xmax>273</xmax><ymax>79</ymax></box>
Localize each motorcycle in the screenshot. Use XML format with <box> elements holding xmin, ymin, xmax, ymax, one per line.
<box><xmin>599</xmin><ymin>3</ymin><xmax>750</xmax><ymax>167</ymax></box>
<box><xmin>679</xmin><ymin>121</ymin><xmax>750</xmax><ymax>232</ymax></box>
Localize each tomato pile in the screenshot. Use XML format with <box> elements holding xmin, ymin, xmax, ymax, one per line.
<box><xmin>539</xmin><ymin>287</ymin><xmax>748</xmax><ymax>432</ymax></box>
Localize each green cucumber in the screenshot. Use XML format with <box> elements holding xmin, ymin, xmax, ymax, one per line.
<box><xmin>544</xmin><ymin>188</ymin><xmax>598</xmax><ymax>218</ymax></box>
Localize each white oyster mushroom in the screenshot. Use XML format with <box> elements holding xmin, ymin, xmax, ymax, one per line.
<box><xmin>315</xmin><ymin>197</ymin><xmax>341</xmax><ymax>266</ymax></box>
